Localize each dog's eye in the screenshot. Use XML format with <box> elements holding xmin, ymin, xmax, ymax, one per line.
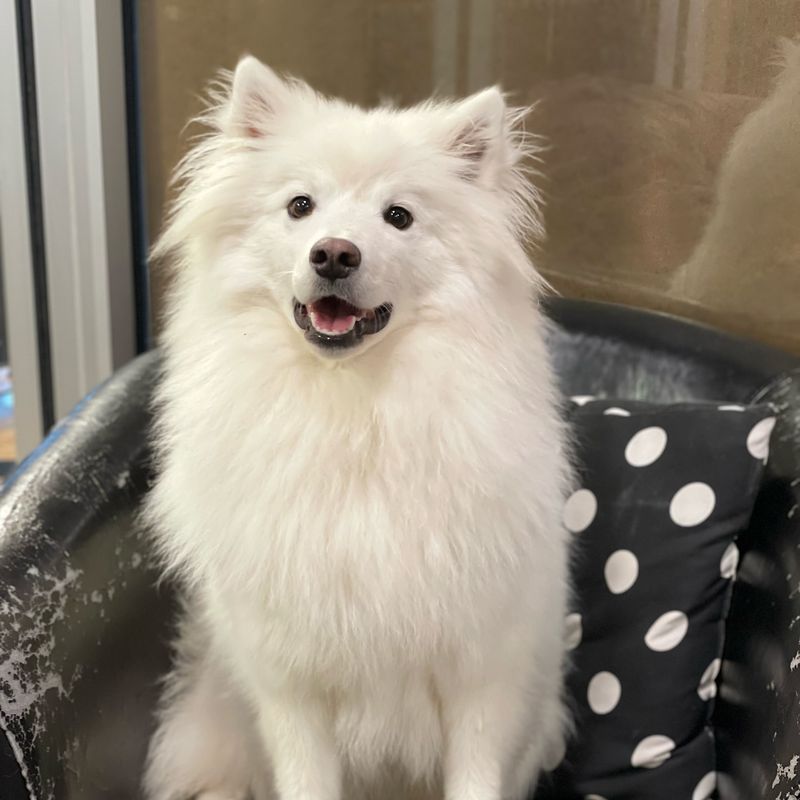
<box><xmin>288</xmin><ymin>195</ymin><xmax>314</xmax><ymax>219</ymax></box>
<box><xmin>384</xmin><ymin>205</ymin><xmax>413</xmax><ymax>231</ymax></box>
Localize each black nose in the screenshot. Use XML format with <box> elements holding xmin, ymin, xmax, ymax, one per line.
<box><xmin>310</xmin><ymin>238</ymin><xmax>361</xmax><ymax>281</ymax></box>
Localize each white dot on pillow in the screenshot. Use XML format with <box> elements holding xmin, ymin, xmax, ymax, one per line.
<box><xmin>718</xmin><ymin>404</ymin><xmax>745</xmax><ymax>411</ymax></box>
<box><xmin>603</xmin><ymin>407</ymin><xmax>631</xmax><ymax>417</ymax></box>
<box><xmin>604</xmin><ymin>550</ymin><xmax>639</xmax><ymax>594</ymax></box>
<box><xmin>624</xmin><ymin>426</ymin><xmax>668</xmax><ymax>467</ymax></box>
<box><xmin>645</xmin><ymin>611</ymin><xmax>689</xmax><ymax>651</ymax></box>
<box><xmin>563</xmin><ymin>489</ymin><xmax>598</xmax><ymax>533</ymax></box>
<box><xmin>564</xmin><ymin>613</ymin><xmax>582</xmax><ymax>651</ymax></box>
<box><xmin>584</xmin><ymin>796</ymin><xmax>608</xmax><ymax>800</ymax></box>
<box><xmin>698</xmin><ymin>658</ymin><xmax>722</xmax><ymax>701</ymax></box>
<box><xmin>669</xmin><ymin>482</ymin><xmax>716</xmax><ymax>527</ymax></box>
<box><xmin>630</xmin><ymin>735</ymin><xmax>675</xmax><ymax>768</ymax></box>
<box><xmin>720</xmin><ymin>542</ymin><xmax>740</xmax><ymax>580</ymax></box>
<box><xmin>746</xmin><ymin>416</ymin><xmax>776</xmax><ymax>461</ymax></box>
<box><xmin>571</xmin><ymin>395</ymin><xmax>595</xmax><ymax>406</ymax></box>
<box><xmin>692</xmin><ymin>771</ymin><xmax>717</xmax><ymax>800</ymax></box>
<box><xmin>587</xmin><ymin>671</ymin><xmax>622</xmax><ymax>715</ymax></box>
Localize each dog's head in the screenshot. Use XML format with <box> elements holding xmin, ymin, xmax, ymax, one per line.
<box><xmin>158</xmin><ymin>56</ymin><xmax>542</xmax><ymax>359</ymax></box>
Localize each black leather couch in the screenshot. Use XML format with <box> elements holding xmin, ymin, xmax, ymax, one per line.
<box><xmin>1</xmin><ymin>299</ymin><xmax>798</xmax><ymax>799</ymax></box>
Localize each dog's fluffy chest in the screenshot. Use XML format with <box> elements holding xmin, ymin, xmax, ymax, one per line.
<box><xmin>212</xmin><ymin>409</ymin><xmax>523</xmax><ymax>672</ymax></box>
<box><xmin>152</xmin><ymin>311</ymin><xmax>566</xmax><ymax>684</ymax></box>
<box><xmin>159</xmin><ymin>352</ymin><xmax>545</xmax><ymax>678</ymax></box>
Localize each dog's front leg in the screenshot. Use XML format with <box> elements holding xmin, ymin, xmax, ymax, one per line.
<box><xmin>439</xmin><ymin>669</ymin><xmax>541</xmax><ymax>800</ymax></box>
<box><xmin>256</xmin><ymin>690</ymin><xmax>341</xmax><ymax>800</ymax></box>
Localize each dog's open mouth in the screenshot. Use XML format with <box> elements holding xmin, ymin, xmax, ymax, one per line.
<box><xmin>293</xmin><ymin>296</ymin><xmax>392</xmax><ymax>349</ymax></box>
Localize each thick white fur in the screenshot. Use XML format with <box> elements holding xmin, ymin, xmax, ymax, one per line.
<box><xmin>144</xmin><ymin>56</ymin><xmax>572</xmax><ymax>800</ymax></box>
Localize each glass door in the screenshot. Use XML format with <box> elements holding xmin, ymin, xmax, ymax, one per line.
<box><xmin>135</xmin><ymin>0</ymin><xmax>800</xmax><ymax>354</ymax></box>
<box><xmin>0</xmin><ymin>0</ymin><xmax>45</xmax><ymax>472</ymax></box>
<box><xmin>0</xmin><ymin>0</ymin><xmax>147</xmax><ymax>472</ymax></box>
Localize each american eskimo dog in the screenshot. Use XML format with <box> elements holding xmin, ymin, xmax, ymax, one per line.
<box><xmin>144</xmin><ymin>56</ymin><xmax>572</xmax><ymax>800</ymax></box>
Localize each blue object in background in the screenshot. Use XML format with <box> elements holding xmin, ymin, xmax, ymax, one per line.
<box><xmin>0</xmin><ymin>366</ymin><xmax>13</xmax><ymax>427</ymax></box>
<box><xmin>0</xmin><ymin>364</ymin><xmax>15</xmax><ymax>477</ymax></box>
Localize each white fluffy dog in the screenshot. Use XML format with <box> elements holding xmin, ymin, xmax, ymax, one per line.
<box><xmin>144</xmin><ymin>56</ymin><xmax>572</xmax><ymax>800</ymax></box>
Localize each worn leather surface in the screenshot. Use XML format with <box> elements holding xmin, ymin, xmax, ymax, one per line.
<box><xmin>0</xmin><ymin>299</ymin><xmax>798</xmax><ymax>799</ymax></box>
<box><xmin>0</xmin><ymin>351</ymin><xmax>173</xmax><ymax>800</ymax></box>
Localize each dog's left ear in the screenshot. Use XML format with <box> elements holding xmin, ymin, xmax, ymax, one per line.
<box><xmin>444</xmin><ymin>87</ymin><xmax>512</xmax><ymax>185</ymax></box>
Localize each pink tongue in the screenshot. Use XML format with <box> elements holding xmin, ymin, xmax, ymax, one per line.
<box><xmin>314</xmin><ymin>309</ymin><xmax>356</xmax><ymax>333</ymax></box>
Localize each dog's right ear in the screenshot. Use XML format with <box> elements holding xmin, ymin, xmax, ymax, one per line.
<box><xmin>226</xmin><ymin>56</ymin><xmax>289</xmax><ymax>139</ymax></box>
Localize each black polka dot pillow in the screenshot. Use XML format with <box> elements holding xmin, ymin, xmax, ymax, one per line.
<box><xmin>547</xmin><ymin>398</ymin><xmax>776</xmax><ymax>800</ymax></box>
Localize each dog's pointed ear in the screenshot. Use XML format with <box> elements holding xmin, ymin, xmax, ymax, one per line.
<box><xmin>444</xmin><ymin>87</ymin><xmax>511</xmax><ymax>184</ymax></box>
<box><xmin>226</xmin><ymin>56</ymin><xmax>289</xmax><ymax>139</ymax></box>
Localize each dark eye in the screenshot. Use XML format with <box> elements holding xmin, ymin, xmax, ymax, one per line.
<box><xmin>384</xmin><ymin>205</ymin><xmax>413</xmax><ymax>230</ymax></box>
<box><xmin>288</xmin><ymin>195</ymin><xmax>314</xmax><ymax>219</ymax></box>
